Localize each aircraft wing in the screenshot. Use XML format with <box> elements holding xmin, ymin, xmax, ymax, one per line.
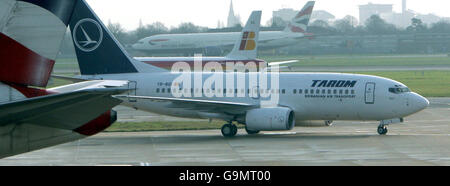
<box><xmin>115</xmin><ymin>95</ymin><xmax>258</xmax><ymax>114</ymax></box>
<box><xmin>51</xmin><ymin>74</ymin><xmax>87</xmax><ymax>83</ymax></box>
<box><xmin>268</xmin><ymin>60</ymin><xmax>299</xmax><ymax>66</ymax></box>
<box><xmin>0</xmin><ymin>88</ymin><xmax>127</xmax><ymax>130</ymax></box>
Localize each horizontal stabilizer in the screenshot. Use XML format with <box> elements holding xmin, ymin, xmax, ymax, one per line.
<box><xmin>0</xmin><ymin>88</ymin><xmax>127</xmax><ymax>130</ymax></box>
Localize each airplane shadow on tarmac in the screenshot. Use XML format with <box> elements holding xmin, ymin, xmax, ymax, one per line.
<box><xmin>84</xmin><ymin>132</ymin><xmax>375</xmax><ymax>147</ymax></box>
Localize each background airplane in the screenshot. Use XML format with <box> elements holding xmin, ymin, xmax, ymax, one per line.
<box><xmin>66</xmin><ymin>0</ymin><xmax>428</xmax><ymax>138</ymax></box>
<box><xmin>0</xmin><ymin>0</ymin><xmax>128</xmax><ymax>159</ymax></box>
<box><xmin>131</xmin><ymin>1</ymin><xmax>315</xmax><ymax>56</ymax></box>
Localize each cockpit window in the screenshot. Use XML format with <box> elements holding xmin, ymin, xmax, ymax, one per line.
<box><xmin>389</xmin><ymin>87</ymin><xmax>411</xmax><ymax>94</ymax></box>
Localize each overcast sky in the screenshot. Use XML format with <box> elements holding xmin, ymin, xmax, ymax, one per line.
<box><xmin>86</xmin><ymin>0</ymin><xmax>450</xmax><ymax>31</ymax></box>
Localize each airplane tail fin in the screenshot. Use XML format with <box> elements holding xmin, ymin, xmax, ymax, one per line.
<box><xmin>69</xmin><ymin>0</ymin><xmax>164</xmax><ymax>75</ymax></box>
<box><xmin>0</xmin><ymin>0</ymin><xmax>77</xmax><ymax>87</ymax></box>
<box><xmin>225</xmin><ymin>11</ymin><xmax>262</xmax><ymax>60</ymax></box>
<box><xmin>283</xmin><ymin>1</ymin><xmax>315</xmax><ymax>33</ymax></box>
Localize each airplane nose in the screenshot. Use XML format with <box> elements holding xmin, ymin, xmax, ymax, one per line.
<box><xmin>414</xmin><ymin>94</ymin><xmax>429</xmax><ymax>111</ymax></box>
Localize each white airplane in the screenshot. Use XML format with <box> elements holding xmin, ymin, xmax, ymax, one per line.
<box><xmin>0</xmin><ymin>0</ymin><xmax>128</xmax><ymax>159</ymax></box>
<box><xmin>132</xmin><ymin>1</ymin><xmax>316</xmax><ymax>56</ymax></box>
<box><xmin>128</xmin><ymin>10</ymin><xmax>297</xmax><ymax>72</ymax></box>
<box><xmin>69</xmin><ymin>0</ymin><xmax>428</xmax><ymax>138</ymax></box>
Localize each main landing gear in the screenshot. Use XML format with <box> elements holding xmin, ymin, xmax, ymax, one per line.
<box><xmin>377</xmin><ymin>125</ymin><xmax>388</xmax><ymax>135</ymax></box>
<box><xmin>221</xmin><ymin>123</ymin><xmax>261</xmax><ymax>137</ymax></box>
<box><xmin>221</xmin><ymin>123</ymin><xmax>238</xmax><ymax>137</ymax></box>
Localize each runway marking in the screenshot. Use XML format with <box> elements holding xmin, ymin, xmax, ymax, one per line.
<box><xmin>263</xmin><ymin>132</ymin><xmax>297</xmax><ymax>135</ymax></box>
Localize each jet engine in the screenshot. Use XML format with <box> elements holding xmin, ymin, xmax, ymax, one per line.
<box><xmin>245</xmin><ymin>107</ymin><xmax>295</xmax><ymax>131</ymax></box>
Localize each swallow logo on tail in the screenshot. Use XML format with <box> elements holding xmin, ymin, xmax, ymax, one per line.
<box><xmin>73</xmin><ymin>18</ymin><xmax>103</xmax><ymax>52</ymax></box>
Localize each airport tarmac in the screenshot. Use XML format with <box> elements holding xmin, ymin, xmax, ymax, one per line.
<box><xmin>0</xmin><ymin>98</ymin><xmax>448</xmax><ymax>166</ymax></box>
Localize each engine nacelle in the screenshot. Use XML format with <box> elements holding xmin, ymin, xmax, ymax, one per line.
<box><xmin>245</xmin><ymin>107</ymin><xmax>295</xmax><ymax>131</ymax></box>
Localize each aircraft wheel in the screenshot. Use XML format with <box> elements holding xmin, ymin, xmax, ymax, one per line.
<box><xmin>231</xmin><ymin>125</ymin><xmax>238</xmax><ymax>136</ymax></box>
<box><xmin>325</xmin><ymin>120</ymin><xmax>333</xmax><ymax>126</ymax></box>
<box><xmin>221</xmin><ymin>124</ymin><xmax>237</xmax><ymax>137</ymax></box>
<box><xmin>245</xmin><ymin>126</ymin><xmax>260</xmax><ymax>135</ymax></box>
<box><xmin>377</xmin><ymin>125</ymin><xmax>388</xmax><ymax>135</ymax></box>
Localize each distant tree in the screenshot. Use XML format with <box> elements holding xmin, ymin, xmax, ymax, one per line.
<box><xmin>129</xmin><ymin>22</ymin><xmax>170</xmax><ymax>43</ymax></box>
<box><xmin>146</xmin><ymin>22</ymin><xmax>169</xmax><ymax>34</ymax></box>
<box><xmin>308</xmin><ymin>20</ymin><xmax>336</xmax><ymax>34</ymax></box>
<box><xmin>429</xmin><ymin>21</ymin><xmax>450</xmax><ymax>33</ymax></box>
<box><xmin>365</xmin><ymin>15</ymin><xmax>398</xmax><ymax>34</ymax></box>
<box><xmin>268</xmin><ymin>17</ymin><xmax>287</xmax><ymax>28</ymax></box>
<box><xmin>334</xmin><ymin>16</ymin><xmax>358</xmax><ymax>34</ymax></box>
<box><xmin>107</xmin><ymin>20</ymin><xmax>127</xmax><ymax>44</ymax></box>
<box><xmin>170</xmin><ymin>22</ymin><xmax>207</xmax><ymax>34</ymax></box>
<box><xmin>310</xmin><ymin>19</ymin><xmax>330</xmax><ymax>28</ymax></box>
<box><xmin>353</xmin><ymin>25</ymin><xmax>367</xmax><ymax>35</ymax></box>
<box><xmin>406</xmin><ymin>18</ymin><xmax>427</xmax><ymax>33</ymax></box>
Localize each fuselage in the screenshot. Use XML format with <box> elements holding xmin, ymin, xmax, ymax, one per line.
<box><xmin>134</xmin><ymin>56</ymin><xmax>266</xmax><ymax>71</ymax></box>
<box><xmin>82</xmin><ymin>72</ymin><xmax>429</xmax><ymax>123</ymax></box>
<box><xmin>132</xmin><ymin>31</ymin><xmax>308</xmax><ymax>54</ymax></box>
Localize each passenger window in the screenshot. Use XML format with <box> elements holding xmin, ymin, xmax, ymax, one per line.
<box><xmin>351</xmin><ymin>90</ymin><xmax>355</xmax><ymax>94</ymax></box>
<box><xmin>333</xmin><ymin>90</ymin><xmax>337</xmax><ymax>94</ymax></box>
<box><xmin>156</xmin><ymin>88</ymin><xmax>160</xmax><ymax>93</ymax></box>
<box><xmin>328</xmin><ymin>90</ymin><xmax>332</xmax><ymax>94</ymax></box>
<box><xmin>299</xmin><ymin>89</ymin><xmax>303</xmax><ymax>94</ymax></box>
<box><xmin>293</xmin><ymin>89</ymin><xmax>297</xmax><ymax>94</ymax></box>
<box><xmin>339</xmin><ymin>90</ymin><xmax>343</xmax><ymax>94</ymax></box>
<box><xmin>282</xmin><ymin>89</ymin><xmax>286</xmax><ymax>94</ymax></box>
<box><xmin>316</xmin><ymin>89</ymin><xmax>320</xmax><ymax>94</ymax></box>
<box><xmin>345</xmin><ymin>90</ymin><xmax>349</xmax><ymax>95</ymax></box>
<box><xmin>305</xmin><ymin>89</ymin><xmax>309</xmax><ymax>94</ymax></box>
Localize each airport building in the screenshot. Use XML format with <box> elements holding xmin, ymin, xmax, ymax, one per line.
<box><xmin>359</xmin><ymin>3</ymin><xmax>394</xmax><ymax>26</ymax></box>
<box><xmin>359</xmin><ymin>1</ymin><xmax>450</xmax><ymax>28</ymax></box>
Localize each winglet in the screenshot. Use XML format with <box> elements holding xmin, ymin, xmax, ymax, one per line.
<box><xmin>226</xmin><ymin>11</ymin><xmax>262</xmax><ymax>60</ymax></box>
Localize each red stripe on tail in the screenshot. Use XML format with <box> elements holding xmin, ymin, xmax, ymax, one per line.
<box><xmin>7</xmin><ymin>83</ymin><xmax>55</xmax><ymax>98</ymax></box>
<box><xmin>0</xmin><ymin>32</ymin><xmax>55</xmax><ymax>87</ymax></box>
<box><xmin>74</xmin><ymin>111</ymin><xmax>115</xmax><ymax>136</ymax></box>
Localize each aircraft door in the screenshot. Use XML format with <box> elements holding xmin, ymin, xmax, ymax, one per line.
<box><xmin>128</xmin><ymin>81</ymin><xmax>137</xmax><ymax>102</ymax></box>
<box><xmin>365</xmin><ymin>82</ymin><xmax>375</xmax><ymax>104</ymax></box>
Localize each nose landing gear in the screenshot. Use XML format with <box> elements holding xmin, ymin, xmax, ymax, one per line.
<box><xmin>377</xmin><ymin>118</ymin><xmax>403</xmax><ymax>135</ymax></box>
